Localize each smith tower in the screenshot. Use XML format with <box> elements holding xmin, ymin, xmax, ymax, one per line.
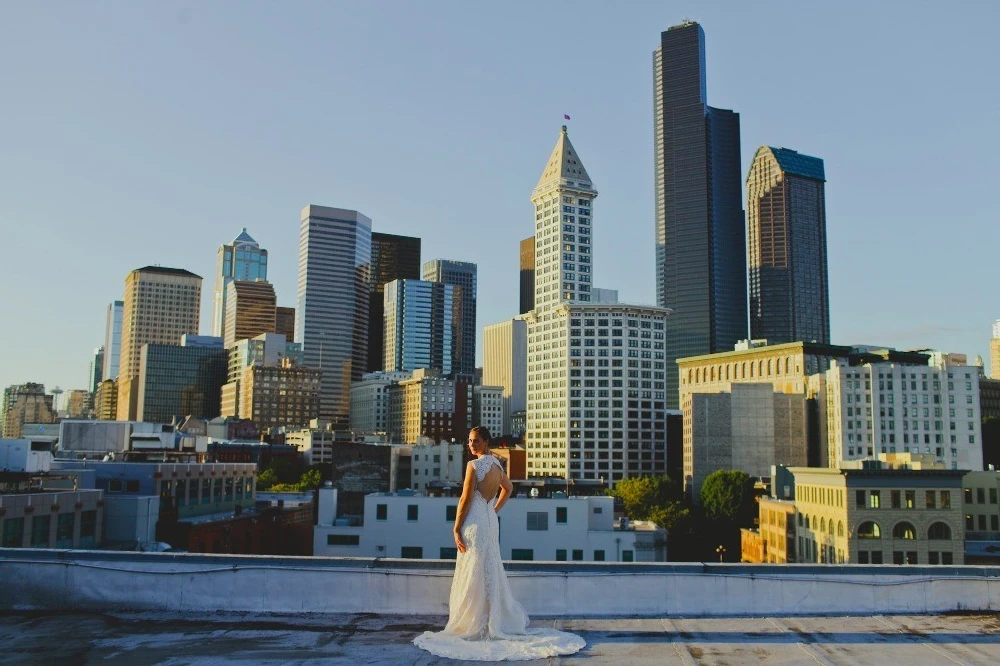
<box><xmin>525</xmin><ymin>127</ymin><xmax>669</xmax><ymax>483</ymax></box>
<box><xmin>654</xmin><ymin>21</ymin><xmax>747</xmax><ymax>408</ymax></box>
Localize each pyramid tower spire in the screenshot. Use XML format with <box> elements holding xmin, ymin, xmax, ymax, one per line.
<box><xmin>532</xmin><ymin>126</ymin><xmax>595</xmax><ymax>200</ymax></box>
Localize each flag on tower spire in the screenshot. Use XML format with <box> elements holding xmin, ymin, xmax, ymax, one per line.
<box><xmin>563</xmin><ymin>114</ymin><xmax>571</xmax><ymax>120</ymax></box>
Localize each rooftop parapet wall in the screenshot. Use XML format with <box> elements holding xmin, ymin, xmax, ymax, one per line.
<box><xmin>2</xmin><ymin>549</ymin><xmax>999</xmax><ymax>617</ymax></box>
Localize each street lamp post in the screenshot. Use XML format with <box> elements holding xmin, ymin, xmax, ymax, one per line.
<box><xmin>716</xmin><ymin>545</ymin><xmax>727</xmax><ymax>563</ymax></box>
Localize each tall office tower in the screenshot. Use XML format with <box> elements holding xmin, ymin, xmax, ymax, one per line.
<box><xmin>383</xmin><ymin>279</ymin><xmax>456</xmax><ymax>374</ymax></box>
<box><xmin>1</xmin><ymin>383</ymin><xmax>55</xmax><ymax>438</ymax></box>
<box><xmin>525</xmin><ymin>127</ymin><xmax>670</xmax><ymax>482</ymax></box>
<box><xmin>275</xmin><ymin>306</ymin><xmax>296</xmax><ymax>341</ymax></box>
<box><xmin>368</xmin><ymin>233</ymin><xmax>421</xmax><ymax>373</ymax></box>
<box><xmin>102</xmin><ymin>300</ymin><xmax>123</xmax><ymax>380</ymax></box>
<box><xmin>93</xmin><ymin>379</ymin><xmax>117</xmax><ymax>420</ymax></box>
<box><xmin>89</xmin><ymin>347</ymin><xmax>104</xmax><ymax>393</ymax></box>
<box><xmin>519</xmin><ymin>236</ymin><xmax>535</xmax><ymax>314</ymax></box>
<box><xmin>212</xmin><ymin>228</ymin><xmax>268</xmax><ymax>340</ymax></box>
<box><xmin>422</xmin><ymin>259</ymin><xmax>477</xmax><ymax>379</ymax></box>
<box><xmin>654</xmin><ymin>21</ymin><xmax>747</xmax><ymax>408</ymax></box>
<box><xmin>483</xmin><ymin>317</ymin><xmax>527</xmax><ymax>437</ymax></box>
<box><xmin>223</xmin><ymin>280</ymin><xmax>277</xmax><ymax>349</ymax></box>
<box><xmin>296</xmin><ymin>205</ymin><xmax>372</xmax><ymax>426</ymax></box>
<box><xmin>990</xmin><ymin>319</ymin><xmax>1000</xmax><ymax>379</ymax></box>
<box><xmin>116</xmin><ymin>266</ymin><xmax>202</xmax><ymax>420</ymax></box>
<box><xmin>747</xmin><ymin>146</ymin><xmax>830</xmax><ymax>345</ymax></box>
<box><xmin>64</xmin><ymin>389</ymin><xmax>93</xmax><ymax>418</ymax></box>
<box><xmin>136</xmin><ymin>337</ymin><xmax>227</xmax><ymax>423</ymax></box>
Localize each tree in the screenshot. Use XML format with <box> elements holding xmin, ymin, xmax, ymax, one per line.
<box><xmin>298</xmin><ymin>468</ymin><xmax>322</xmax><ymax>491</ymax></box>
<box><xmin>699</xmin><ymin>470</ymin><xmax>758</xmax><ymax>562</ymax></box>
<box><xmin>607</xmin><ymin>475</ymin><xmax>678</xmax><ymax>521</ymax></box>
<box><xmin>257</xmin><ymin>468</ymin><xmax>278</xmax><ymax>491</ymax></box>
<box><xmin>699</xmin><ymin>470</ymin><xmax>756</xmax><ymax>526</ymax></box>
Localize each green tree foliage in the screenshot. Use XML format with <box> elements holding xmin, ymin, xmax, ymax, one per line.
<box><xmin>298</xmin><ymin>468</ymin><xmax>322</xmax><ymax>491</ymax></box>
<box><xmin>700</xmin><ymin>470</ymin><xmax>756</xmax><ymax>526</ymax></box>
<box><xmin>257</xmin><ymin>468</ymin><xmax>278</xmax><ymax>491</ymax></box>
<box><xmin>607</xmin><ymin>475</ymin><xmax>678</xmax><ymax>521</ymax></box>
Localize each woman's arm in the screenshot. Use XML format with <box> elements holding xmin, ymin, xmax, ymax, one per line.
<box><xmin>493</xmin><ymin>469</ymin><xmax>514</xmax><ymax>514</ymax></box>
<box><xmin>452</xmin><ymin>461</ymin><xmax>476</xmax><ymax>553</ymax></box>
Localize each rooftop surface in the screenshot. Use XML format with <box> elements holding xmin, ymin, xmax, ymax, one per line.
<box><xmin>2</xmin><ymin>610</ymin><xmax>999</xmax><ymax>664</ymax></box>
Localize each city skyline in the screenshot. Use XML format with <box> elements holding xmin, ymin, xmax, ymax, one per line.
<box><xmin>2</xmin><ymin>2</ymin><xmax>998</xmax><ymax>394</ymax></box>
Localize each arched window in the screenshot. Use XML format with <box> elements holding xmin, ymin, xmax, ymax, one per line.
<box><xmin>928</xmin><ymin>522</ymin><xmax>951</xmax><ymax>540</ymax></box>
<box><xmin>857</xmin><ymin>522</ymin><xmax>881</xmax><ymax>539</ymax></box>
<box><xmin>804</xmin><ymin>515</ymin><xmax>810</xmax><ymax>529</ymax></box>
<box><xmin>758</xmin><ymin>360</ymin><xmax>764</xmax><ymax>376</ymax></box>
<box><xmin>785</xmin><ymin>357</ymin><xmax>791</xmax><ymax>374</ymax></box>
<box><xmin>687</xmin><ymin>369</ymin><xmax>693</xmax><ymax>384</ymax></box>
<box><xmin>741</xmin><ymin>362</ymin><xmax>747</xmax><ymax>378</ymax></box>
<box><xmin>829</xmin><ymin>521</ymin><xmax>834</xmax><ymax>536</ymax></box>
<box><xmin>726</xmin><ymin>364</ymin><xmax>731</xmax><ymax>380</ymax></box>
<box><xmin>837</xmin><ymin>521</ymin><xmax>844</xmax><ymax>537</ymax></box>
<box><xmin>820</xmin><ymin>517</ymin><xmax>826</xmax><ymax>532</ymax></box>
<box><xmin>710</xmin><ymin>367</ymin><xmax>716</xmax><ymax>381</ymax></box>
<box><xmin>768</xmin><ymin>359</ymin><xmax>773</xmax><ymax>375</ymax></box>
<box><xmin>750</xmin><ymin>363</ymin><xmax>755</xmax><ymax>378</ymax></box>
<box><xmin>892</xmin><ymin>522</ymin><xmax>917</xmax><ymax>540</ymax></box>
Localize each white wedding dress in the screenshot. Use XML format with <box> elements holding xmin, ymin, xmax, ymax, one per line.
<box><xmin>413</xmin><ymin>455</ymin><xmax>586</xmax><ymax>661</ymax></box>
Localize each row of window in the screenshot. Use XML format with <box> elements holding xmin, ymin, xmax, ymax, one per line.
<box><xmin>0</xmin><ymin>511</ymin><xmax>98</xmax><ymax>548</ymax></box>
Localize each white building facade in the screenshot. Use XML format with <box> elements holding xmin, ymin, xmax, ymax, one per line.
<box><xmin>825</xmin><ymin>358</ymin><xmax>982</xmax><ymax>470</ymax></box>
<box><xmin>350</xmin><ymin>371</ymin><xmax>411</xmax><ymax>434</ymax></box>
<box><xmin>472</xmin><ymin>385</ymin><xmax>504</xmax><ymax>438</ymax></box>
<box><xmin>410</xmin><ymin>441</ymin><xmax>466</xmax><ymax>491</ymax></box>
<box><xmin>524</xmin><ymin>127</ymin><xmax>671</xmax><ymax>483</ymax></box>
<box><xmin>314</xmin><ymin>489</ymin><xmax>665</xmax><ymax>562</ymax></box>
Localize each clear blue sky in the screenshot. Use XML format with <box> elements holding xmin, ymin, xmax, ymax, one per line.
<box><xmin>2</xmin><ymin>1</ymin><xmax>998</xmax><ymax>399</ymax></box>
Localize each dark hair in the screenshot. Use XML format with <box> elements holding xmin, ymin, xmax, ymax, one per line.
<box><xmin>469</xmin><ymin>426</ymin><xmax>492</xmax><ymax>445</ymax></box>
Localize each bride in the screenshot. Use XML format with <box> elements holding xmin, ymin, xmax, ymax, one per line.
<box><xmin>413</xmin><ymin>426</ymin><xmax>586</xmax><ymax>661</ymax></box>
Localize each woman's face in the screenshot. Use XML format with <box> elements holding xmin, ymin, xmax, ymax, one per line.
<box><xmin>467</xmin><ymin>432</ymin><xmax>488</xmax><ymax>456</ymax></box>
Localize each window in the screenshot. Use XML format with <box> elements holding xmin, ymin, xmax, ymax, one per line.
<box><xmin>857</xmin><ymin>522</ymin><xmax>881</xmax><ymax>539</ymax></box>
<box><xmin>440</xmin><ymin>547</ymin><xmax>458</xmax><ymax>559</ymax></box>
<box><xmin>977</xmin><ymin>488</ymin><xmax>986</xmax><ymax>504</ymax></box>
<box><xmin>940</xmin><ymin>491</ymin><xmax>951</xmax><ymax>508</ymax></box>
<box><xmin>869</xmin><ymin>491</ymin><xmax>881</xmax><ymax>509</ymax></box>
<box><xmin>446</xmin><ymin>505</ymin><xmax>457</xmax><ymax>521</ymax></box>
<box><xmin>79</xmin><ymin>510</ymin><xmax>96</xmax><ymax>546</ymax></box>
<box><xmin>925</xmin><ymin>491</ymin><xmax>936</xmax><ymax>509</ymax></box>
<box><xmin>401</xmin><ymin>546</ymin><xmax>423</xmax><ymax>559</ymax></box>
<box><xmin>30</xmin><ymin>515</ymin><xmax>50</xmax><ymax>547</ymax></box>
<box><xmin>572</xmin><ymin>549</ymin><xmax>584</xmax><ymax>561</ymax></box>
<box><xmin>407</xmin><ymin>505</ymin><xmax>418</xmax><ymax>521</ymax></box>
<box><xmin>855</xmin><ymin>490</ymin><xmax>866</xmax><ymax>508</ymax></box>
<box><xmin>2</xmin><ymin>517</ymin><xmax>24</xmax><ymax>548</ymax></box>
<box><xmin>376</xmin><ymin>504</ymin><xmax>387</xmax><ymax>521</ymax></box>
<box><xmin>858</xmin><ymin>551</ymin><xmax>869</xmax><ymax>564</ymax></box>
<box><xmin>905</xmin><ymin>490</ymin><xmax>915</xmax><ymax>509</ymax></box>
<box><xmin>556</xmin><ymin>549</ymin><xmax>567</xmax><ymax>561</ymax></box>
<box><xmin>593</xmin><ymin>506</ymin><xmax>603</xmax><ymax>514</ymax></box>
<box><xmin>594</xmin><ymin>550</ymin><xmax>605</xmax><ymax>561</ymax></box>
<box><xmin>526</xmin><ymin>512</ymin><xmax>549</xmax><ymax>531</ymax></box>
<box><xmin>511</xmin><ymin>549</ymin><xmax>534</xmax><ymax>561</ymax></box>
<box><xmin>891</xmin><ymin>490</ymin><xmax>901</xmax><ymax>509</ymax></box>
<box><xmin>622</xmin><ymin>550</ymin><xmax>634</xmax><ymax>562</ymax></box>
<box><xmin>56</xmin><ymin>514</ymin><xmax>74</xmax><ymax>547</ymax></box>
<box><xmin>892</xmin><ymin>522</ymin><xmax>916</xmax><ymax>540</ymax></box>
<box><xmin>928</xmin><ymin>522</ymin><xmax>951</xmax><ymax>540</ymax></box>
<box><xmin>556</xmin><ymin>506</ymin><xmax>568</xmax><ymax>524</ymax></box>
<box><xmin>327</xmin><ymin>534</ymin><xmax>360</xmax><ymax>546</ymax></box>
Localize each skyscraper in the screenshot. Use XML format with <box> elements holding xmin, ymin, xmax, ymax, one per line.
<box><xmin>654</xmin><ymin>21</ymin><xmax>747</xmax><ymax>408</ymax></box>
<box><xmin>102</xmin><ymin>300</ymin><xmax>123</xmax><ymax>380</ymax></box>
<box><xmin>422</xmin><ymin>259</ymin><xmax>477</xmax><ymax>379</ymax></box>
<box><xmin>116</xmin><ymin>266</ymin><xmax>202</xmax><ymax>420</ymax></box>
<box><xmin>212</xmin><ymin>228</ymin><xmax>268</xmax><ymax>340</ymax></box>
<box><xmin>136</xmin><ymin>340</ymin><xmax>227</xmax><ymax>423</ymax></box>
<box><xmin>991</xmin><ymin>319</ymin><xmax>1000</xmax><ymax>379</ymax></box>
<box><xmin>275</xmin><ymin>306</ymin><xmax>296</xmax><ymax>342</ymax></box>
<box><xmin>747</xmin><ymin>146</ymin><xmax>830</xmax><ymax>345</ymax></box>
<box><xmin>525</xmin><ymin>127</ymin><xmax>670</xmax><ymax>482</ymax></box>
<box><xmin>367</xmin><ymin>233</ymin><xmax>421</xmax><ymax>372</ymax></box>
<box><xmin>483</xmin><ymin>317</ymin><xmax>527</xmax><ymax>437</ymax></box>
<box><xmin>296</xmin><ymin>205</ymin><xmax>372</xmax><ymax>426</ymax></box>
<box><xmin>89</xmin><ymin>347</ymin><xmax>104</xmax><ymax>393</ymax></box>
<box><xmin>1</xmin><ymin>383</ymin><xmax>55</xmax><ymax>439</ymax></box>
<box><xmin>382</xmin><ymin>279</ymin><xmax>456</xmax><ymax>375</ymax></box>
<box><xmin>223</xmin><ymin>280</ymin><xmax>278</xmax><ymax>349</ymax></box>
<box><xmin>519</xmin><ymin>236</ymin><xmax>535</xmax><ymax>315</ymax></box>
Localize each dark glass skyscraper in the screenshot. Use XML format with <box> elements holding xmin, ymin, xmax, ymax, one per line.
<box><xmin>422</xmin><ymin>259</ymin><xmax>477</xmax><ymax>380</ymax></box>
<box><xmin>654</xmin><ymin>21</ymin><xmax>747</xmax><ymax>408</ymax></box>
<box><xmin>519</xmin><ymin>236</ymin><xmax>535</xmax><ymax>315</ymax></box>
<box><xmin>367</xmin><ymin>233</ymin><xmax>421</xmax><ymax>372</ymax></box>
<box><xmin>747</xmin><ymin>147</ymin><xmax>830</xmax><ymax>345</ymax></box>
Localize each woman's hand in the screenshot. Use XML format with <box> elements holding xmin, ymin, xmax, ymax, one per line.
<box><xmin>453</xmin><ymin>528</ymin><xmax>467</xmax><ymax>554</ymax></box>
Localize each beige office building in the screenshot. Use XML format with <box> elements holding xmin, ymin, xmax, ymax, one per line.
<box><xmin>682</xmin><ymin>383</ymin><xmax>807</xmax><ymax>502</ymax></box>
<box><xmin>990</xmin><ymin>320</ymin><xmax>1000</xmax><ymax>379</ymax></box>
<box><xmin>238</xmin><ymin>361</ymin><xmax>321</xmax><ymax>431</ymax></box>
<box><xmin>117</xmin><ymin>266</ymin><xmax>202</xmax><ymax>420</ymax></box>
<box><xmin>223</xmin><ymin>280</ymin><xmax>277</xmax><ymax>349</ymax></box>
<box><xmin>482</xmin><ymin>318</ymin><xmax>527</xmax><ymax>437</ymax></box>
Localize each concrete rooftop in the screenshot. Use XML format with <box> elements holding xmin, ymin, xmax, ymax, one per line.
<box><xmin>2</xmin><ymin>610</ymin><xmax>1000</xmax><ymax>665</ymax></box>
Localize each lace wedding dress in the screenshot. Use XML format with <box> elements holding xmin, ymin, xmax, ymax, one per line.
<box><xmin>413</xmin><ymin>455</ymin><xmax>586</xmax><ymax>661</ymax></box>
